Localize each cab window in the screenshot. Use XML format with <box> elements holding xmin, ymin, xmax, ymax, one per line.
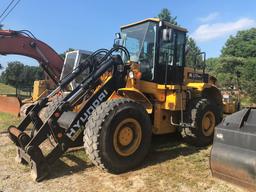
<box><xmin>175</xmin><ymin>31</ymin><xmax>185</xmax><ymax>67</ymax></box>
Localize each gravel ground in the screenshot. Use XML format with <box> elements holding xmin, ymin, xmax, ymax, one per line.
<box><xmin>0</xmin><ymin>133</ymin><xmax>246</xmax><ymax>192</ymax></box>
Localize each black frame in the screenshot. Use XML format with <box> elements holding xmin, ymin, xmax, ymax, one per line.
<box><xmin>153</xmin><ymin>22</ymin><xmax>187</xmax><ymax>85</ymax></box>
<box><xmin>121</xmin><ymin>20</ymin><xmax>187</xmax><ymax>85</ymax></box>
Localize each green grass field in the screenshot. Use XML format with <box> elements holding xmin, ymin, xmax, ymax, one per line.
<box><xmin>0</xmin><ymin>83</ymin><xmax>16</xmax><ymax>95</ymax></box>
<box><xmin>241</xmin><ymin>95</ymin><xmax>254</xmax><ymax>107</ymax></box>
<box><xmin>0</xmin><ymin>112</ymin><xmax>21</xmax><ymax>132</ymax></box>
<box><xmin>0</xmin><ymin>82</ymin><xmax>32</xmax><ymax>99</ymax></box>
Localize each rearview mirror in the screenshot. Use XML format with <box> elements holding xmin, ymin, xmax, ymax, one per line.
<box><xmin>162</xmin><ymin>29</ymin><xmax>173</xmax><ymax>41</ymax></box>
<box><xmin>113</xmin><ymin>33</ymin><xmax>123</xmax><ymax>47</ymax></box>
<box><xmin>115</xmin><ymin>33</ymin><xmax>121</xmax><ymax>39</ymax></box>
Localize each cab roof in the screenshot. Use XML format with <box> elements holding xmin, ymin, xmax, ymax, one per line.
<box><xmin>121</xmin><ymin>18</ymin><xmax>188</xmax><ymax>33</ymax></box>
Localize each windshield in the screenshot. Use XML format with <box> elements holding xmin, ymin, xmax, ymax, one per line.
<box><xmin>61</xmin><ymin>51</ymin><xmax>92</xmax><ymax>91</ymax></box>
<box><xmin>121</xmin><ymin>21</ymin><xmax>157</xmax><ymax>80</ymax></box>
<box><xmin>75</xmin><ymin>53</ymin><xmax>91</xmax><ymax>84</ymax></box>
<box><xmin>61</xmin><ymin>52</ymin><xmax>77</xmax><ymax>80</ymax></box>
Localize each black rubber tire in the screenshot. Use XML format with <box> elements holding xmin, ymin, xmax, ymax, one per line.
<box><xmin>83</xmin><ymin>98</ymin><xmax>152</xmax><ymax>173</ymax></box>
<box><xmin>189</xmin><ymin>98</ymin><xmax>222</xmax><ymax>147</ymax></box>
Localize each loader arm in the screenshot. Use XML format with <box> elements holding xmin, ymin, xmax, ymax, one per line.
<box><xmin>7</xmin><ymin>46</ymin><xmax>130</xmax><ymax>181</ymax></box>
<box><xmin>0</xmin><ymin>30</ymin><xmax>64</xmax><ymax>84</ymax></box>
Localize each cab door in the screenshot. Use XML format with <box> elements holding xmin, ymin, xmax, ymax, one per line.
<box><xmin>155</xmin><ymin>29</ymin><xmax>186</xmax><ymax>85</ymax></box>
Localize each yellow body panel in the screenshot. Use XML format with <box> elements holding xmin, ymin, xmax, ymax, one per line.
<box><xmin>186</xmin><ymin>82</ymin><xmax>210</xmax><ymax>91</ymax></box>
<box><xmin>163</xmin><ymin>91</ymin><xmax>186</xmax><ymax>111</ymax></box>
<box><xmin>121</xmin><ymin>18</ymin><xmax>160</xmax><ymax>29</ymax></box>
<box><xmin>134</xmin><ymin>80</ymin><xmax>186</xmax><ymax>111</ymax></box>
<box><xmin>32</xmin><ymin>80</ymin><xmax>49</xmax><ymax>101</ymax></box>
<box><xmin>153</xmin><ymin>103</ymin><xmax>176</xmax><ymax>134</ymax></box>
<box><xmin>121</xmin><ymin>18</ymin><xmax>187</xmax><ymax>32</ymax></box>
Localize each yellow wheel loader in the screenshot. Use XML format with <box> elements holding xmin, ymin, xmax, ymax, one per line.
<box><xmin>8</xmin><ymin>18</ymin><xmax>225</xmax><ymax>181</ymax></box>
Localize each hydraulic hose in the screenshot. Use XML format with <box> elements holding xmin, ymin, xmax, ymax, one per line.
<box><xmin>58</xmin><ymin>48</ymin><xmax>110</xmax><ymax>89</ymax></box>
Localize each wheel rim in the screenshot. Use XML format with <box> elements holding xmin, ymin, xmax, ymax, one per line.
<box><xmin>113</xmin><ymin>118</ymin><xmax>142</xmax><ymax>157</ymax></box>
<box><xmin>202</xmin><ymin>111</ymin><xmax>215</xmax><ymax>136</ymax></box>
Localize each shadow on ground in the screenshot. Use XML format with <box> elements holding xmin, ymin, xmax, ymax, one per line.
<box><xmin>142</xmin><ymin>133</ymin><xmax>207</xmax><ymax>169</ymax></box>
<box><xmin>49</xmin><ymin>152</ymin><xmax>93</xmax><ymax>180</ymax></box>
<box><xmin>46</xmin><ymin>133</ymin><xmax>207</xmax><ymax>180</ymax></box>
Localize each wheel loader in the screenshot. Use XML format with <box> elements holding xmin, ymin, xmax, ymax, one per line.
<box><xmin>8</xmin><ymin>18</ymin><xmax>226</xmax><ymax>182</ymax></box>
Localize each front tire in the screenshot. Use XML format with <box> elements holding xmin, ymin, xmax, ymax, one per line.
<box><xmin>83</xmin><ymin>98</ymin><xmax>152</xmax><ymax>173</ymax></box>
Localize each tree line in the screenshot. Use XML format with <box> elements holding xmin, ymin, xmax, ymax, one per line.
<box><xmin>0</xmin><ymin>61</ymin><xmax>44</xmax><ymax>88</ymax></box>
<box><xmin>206</xmin><ymin>28</ymin><xmax>256</xmax><ymax>102</ymax></box>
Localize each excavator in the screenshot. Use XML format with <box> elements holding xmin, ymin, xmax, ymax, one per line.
<box><xmin>0</xmin><ymin>29</ymin><xmax>63</xmax><ymax>115</ymax></box>
<box><xmin>0</xmin><ymin>30</ymin><xmax>92</xmax><ymax>116</ymax></box>
<box><xmin>5</xmin><ymin>18</ymin><xmax>253</xmax><ymax>190</ymax></box>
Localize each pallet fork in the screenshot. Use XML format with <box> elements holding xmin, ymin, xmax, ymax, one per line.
<box><xmin>8</xmin><ymin>46</ymin><xmax>130</xmax><ymax>181</ymax></box>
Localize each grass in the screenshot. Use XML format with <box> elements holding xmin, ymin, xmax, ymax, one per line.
<box><xmin>241</xmin><ymin>95</ymin><xmax>254</xmax><ymax>107</ymax></box>
<box><xmin>0</xmin><ymin>83</ymin><xmax>16</xmax><ymax>95</ymax></box>
<box><xmin>0</xmin><ymin>112</ymin><xmax>21</xmax><ymax>132</ymax></box>
<box><xmin>0</xmin><ymin>83</ymin><xmax>31</xmax><ymax>98</ymax></box>
<box><xmin>0</xmin><ymin>124</ymin><xmax>243</xmax><ymax>191</ymax></box>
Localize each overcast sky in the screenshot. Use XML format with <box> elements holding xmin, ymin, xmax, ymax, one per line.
<box><xmin>0</xmin><ymin>0</ymin><xmax>256</xmax><ymax>69</ymax></box>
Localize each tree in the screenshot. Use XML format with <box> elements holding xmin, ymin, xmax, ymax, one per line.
<box><xmin>221</xmin><ymin>28</ymin><xmax>256</xmax><ymax>58</ymax></box>
<box><xmin>0</xmin><ymin>63</ymin><xmax>3</xmax><ymax>70</ymax></box>
<box><xmin>157</xmin><ymin>8</ymin><xmax>177</xmax><ymax>25</ymax></box>
<box><xmin>0</xmin><ymin>61</ymin><xmax>44</xmax><ymax>88</ymax></box>
<box><xmin>206</xmin><ymin>56</ymin><xmax>246</xmax><ymax>88</ymax></box>
<box><xmin>186</xmin><ymin>37</ymin><xmax>202</xmax><ymax>67</ymax></box>
<box><xmin>240</xmin><ymin>58</ymin><xmax>256</xmax><ymax>102</ymax></box>
<box><xmin>157</xmin><ymin>9</ymin><xmax>202</xmax><ymax>68</ymax></box>
<box><xmin>59</xmin><ymin>48</ymin><xmax>75</xmax><ymax>59</ymax></box>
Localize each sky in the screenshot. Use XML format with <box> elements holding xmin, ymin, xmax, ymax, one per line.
<box><xmin>1</xmin><ymin>0</ymin><xmax>256</xmax><ymax>69</ymax></box>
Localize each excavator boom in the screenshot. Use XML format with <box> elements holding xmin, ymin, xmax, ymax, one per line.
<box><xmin>0</xmin><ymin>30</ymin><xmax>63</xmax><ymax>84</ymax></box>
<box><xmin>0</xmin><ymin>29</ymin><xmax>64</xmax><ymax>116</ymax></box>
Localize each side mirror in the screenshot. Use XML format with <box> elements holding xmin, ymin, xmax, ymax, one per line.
<box><xmin>162</xmin><ymin>29</ymin><xmax>173</xmax><ymax>41</ymax></box>
<box><xmin>114</xmin><ymin>32</ymin><xmax>123</xmax><ymax>47</ymax></box>
<box><xmin>115</xmin><ymin>33</ymin><xmax>121</xmax><ymax>39</ymax></box>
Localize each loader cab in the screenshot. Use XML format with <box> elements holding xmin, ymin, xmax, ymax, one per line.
<box><xmin>121</xmin><ymin>18</ymin><xmax>187</xmax><ymax>85</ymax></box>
<box><xmin>60</xmin><ymin>50</ymin><xmax>93</xmax><ymax>90</ymax></box>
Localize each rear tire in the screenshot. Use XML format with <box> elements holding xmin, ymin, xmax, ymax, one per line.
<box><xmin>189</xmin><ymin>98</ymin><xmax>222</xmax><ymax>147</ymax></box>
<box><xmin>83</xmin><ymin>98</ymin><xmax>152</xmax><ymax>173</ymax></box>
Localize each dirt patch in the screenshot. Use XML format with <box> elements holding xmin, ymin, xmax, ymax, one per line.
<box><xmin>0</xmin><ymin>96</ymin><xmax>20</xmax><ymax>116</ymax></box>
<box><xmin>0</xmin><ymin>133</ymin><xmax>246</xmax><ymax>192</ymax></box>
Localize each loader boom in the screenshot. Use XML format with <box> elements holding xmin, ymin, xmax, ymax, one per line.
<box><xmin>8</xmin><ymin>46</ymin><xmax>129</xmax><ymax>181</ymax></box>
<box><xmin>0</xmin><ymin>30</ymin><xmax>64</xmax><ymax>84</ymax></box>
